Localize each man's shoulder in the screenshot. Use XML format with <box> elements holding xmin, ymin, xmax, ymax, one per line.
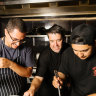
<box><xmin>62</xmin><ymin>47</ymin><xmax>73</xmax><ymax>56</ymax></box>
<box><xmin>0</xmin><ymin>38</ymin><xmax>2</xmax><ymax>43</ymax></box>
<box><xmin>61</xmin><ymin>42</ymin><xmax>70</xmax><ymax>51</ymax></box>
<box><xmin>19</xmin><ymin>41</ymin><xmax>33</xmax><ymax>53</ymax></box>
<box><xmin>38</xmin><ymin>46</ymin><xmax>51</xmax><ymax>60</ymax></box>
<box><xmin>40</xmin><ymin>46</ymin><xmax>50</xmax><ymax>55</ymax></box>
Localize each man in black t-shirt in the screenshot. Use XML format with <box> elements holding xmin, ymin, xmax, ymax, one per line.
<box><xmin>0</xmin><ymin>18</ymin><xmax>35</xmax><ymax>96</ymax></box>
<box><xmin>53</xmin><ymin>24</ymin><xmax>96</xmax><ymax>96</ymax></box>
<box><xmin>24</xmin><ymin>24</ymin><xmax>69</xmax><ymax>96</ymax></box>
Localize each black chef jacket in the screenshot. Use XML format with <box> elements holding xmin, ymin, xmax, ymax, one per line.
<box><xmin>59</xmin><ymin>47</ymin><xmax>96</xmax><ymax>96</ymax></box>
<box><xmin>36</xmin><ymin>42</ymin><xmax>69</xmax><ymax>96</ymax></box>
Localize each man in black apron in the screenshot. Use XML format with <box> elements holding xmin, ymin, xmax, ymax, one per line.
<box><xmin>24</xmin><ymin>24</ymin><xmax>70</xmax><ymax>96</ymax></box>
<box><xmin>0</xmin><ymin>18</ymin><xmax>35</xmax><ymax>96</ymax></box>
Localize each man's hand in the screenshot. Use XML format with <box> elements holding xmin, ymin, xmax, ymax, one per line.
<box><xmin>88</xmin><ymin>93</ymin><xmax>96</xmax><ymax>96</ymax></box>
<box><xmin>52</xmin><ymin>76</ymin><xmax>63</xmax><ymax>89</ymax></box>
<box><xmin>23</xmin><ymin>89</ymin><xmax>34</xmax><ymax>96</ymax></box>
<box><xmin>0</xmin><ymin>57</ymin><xmax>12</xmax><ymax>68</ymax></box>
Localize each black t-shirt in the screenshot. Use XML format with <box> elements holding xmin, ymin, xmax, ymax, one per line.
<box><xmin>0</xmin><ymin>38</ymin><xmax>35</xmax><ymax>96</ymax></box>
<box><xmin>36</xmin><ymin>42</ymin><xmax>69</xmax><ymax>96</ymax></box>
<box><xmin>59</xmin><ymin>47</ymin><xmax>96</xmax><ymax>96</ymax></box>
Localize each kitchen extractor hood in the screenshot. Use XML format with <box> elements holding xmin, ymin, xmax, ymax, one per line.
<box><xmin>0</xmin><ymin>0</ymin><xmax>96</xmax><ymax>18</ymax></box>
<box><xmin>0</xmin><ymin>0</ymin><xmax>77</xmax><ymax>5</ymax></box>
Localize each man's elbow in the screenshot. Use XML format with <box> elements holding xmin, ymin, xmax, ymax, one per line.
<box><xmin>25</xmin><ymin>67</ymin><xmax>33</xmax><ymax>77</ymax></box>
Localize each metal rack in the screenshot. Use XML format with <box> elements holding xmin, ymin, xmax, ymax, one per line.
<box><xmin>26</xmin><ymin>34</ymin><xmax>70</xmax><ymax>44</ymax></box>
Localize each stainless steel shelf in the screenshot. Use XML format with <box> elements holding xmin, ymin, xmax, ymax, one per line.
<box><xmin>26</xmin><ymin>35</ymin><xmax>47</xmax><ymax>37</ymax></box>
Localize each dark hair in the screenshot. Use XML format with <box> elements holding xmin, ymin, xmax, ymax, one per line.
<box><xmin>71</xmin><ymin>35</ymin><xmax>88</xmax><ymax>45</ymax></box>
<box><xmin>6</xmin><ymin>18</ymin><xmax>26</xmax><ymax>33</ymax></box>
<box><xmin>47</xmin><ymin>24</ymin><xmax>66</xmax><ymax>39</ymax></box>
<box><xmin>70</xmin><ymin>24</ymin><xmax>96</xmax><ymax>45</ymax></box>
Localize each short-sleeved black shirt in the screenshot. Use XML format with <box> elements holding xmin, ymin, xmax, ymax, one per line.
<box><xmin>59</xmin><ymin>47</ymin><xmax>96</xmax><ymax>96</ymax></box>
<box><xmin>36</xmin><ymin>42</ymin><xmax>69</xmax><ymax>96</ymax></box>
<box><xmin>0</xmin><ymin>38</ymin><xmax>35</xmax><ymax>96</ymax></box>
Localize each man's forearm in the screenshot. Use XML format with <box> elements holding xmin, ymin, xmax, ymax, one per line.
<box><xmin>30</xmin><ymin>76</ymin><xmax>43</xmax><ymax>92</ymax></box>
<box><xmin>88</xmin><ymin>93</ymin><xmax>96</xmax><ymax>96</ymax></box>
<box><xmin>23</xmin><ymin>76</ymin><xmax>43</xmax><ymax>96</ymax></box>
<box><xmin>9</xmin><ymin>61</ymin><xmax>32</xmax><ymax>77</ymax></box>
<box><xmin>58</xmin><ymin>72</ymin><xmax>66</xmax><ymax>80</ymax></box>
<box><xmin>0</xmin><ymin>57</ymin><xmax>32</xmax><ymax>77</ymax></box>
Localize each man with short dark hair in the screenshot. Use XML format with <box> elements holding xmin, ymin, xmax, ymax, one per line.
<box><xmin>52</xmin><ymin>24</ymin><xmax>96</xmax><ymax>96</ymax></box>
<box><xmin>24</xmin><ymin>24</ymin><xmax>69</xmax><ymax>96</ymax></box>
<box><xmin>0</xmin><ymin>18</ymin><xmax>35</xmax><ymax>96</ymax></box>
